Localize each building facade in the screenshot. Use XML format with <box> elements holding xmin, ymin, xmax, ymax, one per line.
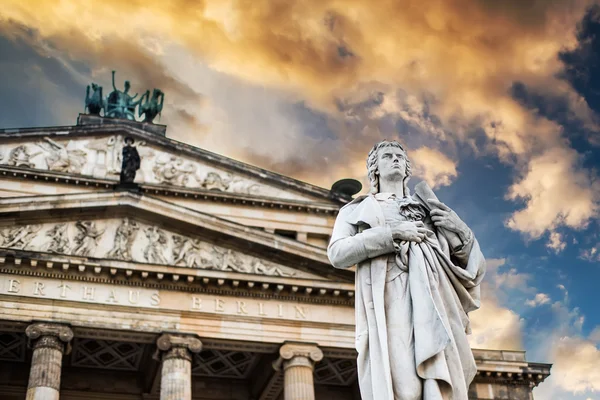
<box><xmin>0</xmin><ymin>114</ymin><xmax>551</xmax><ymax>399</ymax></box>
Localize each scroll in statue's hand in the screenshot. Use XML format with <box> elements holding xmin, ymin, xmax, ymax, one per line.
<box><xmin>391</xmin><ymin>221</ymin><xmax>429</xmax><ymax>243</ymax></box>
<box><xmin>427</xmin><ymin>199</ymin><xmax>471</xmax><ymax>243</ymax></box>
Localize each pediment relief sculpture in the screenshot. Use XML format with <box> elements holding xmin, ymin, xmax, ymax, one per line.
<box><xmin>0</xmin><ymin>136</ymin><xmax>313</xmax><ymax>201</ymax></box>
<box><xmin>72</xmin><ymin>221</ymin><xmax>105</xmax><ymax>256</ymax></box>
<box><xmin>36</xmin><ymin>138</ymin><xmax>88</xmax><ymax>174</ymax></box>
<box><xmin>0</xmin><ymin>219</ymin><xmax>299</xmax><ymax>278</ymax></box>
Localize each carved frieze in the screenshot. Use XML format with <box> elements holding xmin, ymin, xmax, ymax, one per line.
<box><xmin>72</xmin><ymin>221</ymin><xmax>105</xmax><ymax>256</ymax></box>
<box><xmin>0</xmin><ymin>219</ymin><xmax>301</xmax><ymax>277</ymax></box>
<box><xmin>43</xmin><ymin>223</ymin><xmax>71</xmax><ymax>254</ymax></box>
<box><xmin>36</xmin><ymin>138</ymin><xmax>87</xmax><ymax>174</ymax></box>
<box><xmin>106</xmin><ymin>218</ymin><xmax>139</xmax><ymax>261</ymax></box>
<box><xmin>143</xmin><ymin>226</ymin><xmax>168</xmax><ymax>264</ymax></box>
<box><xmin>0</xmin><ymin>135</ymin><xmax>313</xmax><ymax>201</ymax></box>
<box><xmin>0</xmin><ymin>225</ymin><xmax>42</xmax><ymax>250</ymax></box>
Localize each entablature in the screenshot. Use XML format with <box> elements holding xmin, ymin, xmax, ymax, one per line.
<box><xmin>0</xmin><ymin>250</ymin><xmax>355</xmax><ymax>304</ymax></box>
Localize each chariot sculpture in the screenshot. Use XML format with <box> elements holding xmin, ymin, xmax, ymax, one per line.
<box><xmin>84</xmin><ymin>70</ymin><xmax>164</xmax><ymax>124</ymax></box>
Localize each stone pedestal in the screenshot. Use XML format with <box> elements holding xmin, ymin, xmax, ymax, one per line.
<box><xmin>156</xmin><ymin>333</ymin><xmax>202</xmax><ymax>400</ymax></box>
<box><xmin>278</xmin><ymin>342</ymin><xmax>323</xmax><ymax>400</ymax></box>
<box><xmin>25</xmin><ymin>323</ymin><xmax>73</xmax><ymax>400</ymax></box>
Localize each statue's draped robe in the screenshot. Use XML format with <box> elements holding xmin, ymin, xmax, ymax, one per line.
<box><xmin>328</xmin><ymin>194</ymin><xmax>486</xmax><ymax>400</ymax></box>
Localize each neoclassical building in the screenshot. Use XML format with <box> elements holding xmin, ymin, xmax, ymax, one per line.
<box><xmin>0</xmin><ymin>113</ymin><xmax>551</xmax><ymax>399</ymax></box>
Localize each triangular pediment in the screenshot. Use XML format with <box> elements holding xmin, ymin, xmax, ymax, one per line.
<box><xmin>0</xmin><ymin>123</ymin><xmax>346</xmax><ymax>205</ymax></box>
<box><xmin>0</xmin><ymin>192</ymin><xmax>350</xmax><ymax>283</ymax></box>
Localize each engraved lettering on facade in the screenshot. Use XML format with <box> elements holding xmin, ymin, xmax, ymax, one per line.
<box><xmin>7</xmin><ymin>279</ymin><xmax>20</xmax><ymax>293</ymax></box>
<box><xmin>236</xmin><ymin>301</ymin><xmax>248</xmax><ymax>315</ymax></box>
<box><xmin>82</xmin><ymin>286</ymin><xmax>95</xmax><ymax>301</ymax></box>
<box><xmin>128</xmin><ymin>290</ymin><xmax>140</xmax><ymax>304</ymax></box>
<box><xmin>33</xmin><ymin>282</ymin><xmax>46</xmax><ymax>296</ymax></box>
<box><xmin>277</xmin><ymin>304</ymin><xmax>284</xmax><ymax>318</ymax></box>
<box><xmin>191</xmin><ymin>297</ymin><xmax>202</xmax><ymax>310</ymax></box>
<box><xmin>295</xmin><ymin>306</ymin><xmax>306</xmax><ymax>319</ymax></box>
<box><xmin>59</xmin><ymin>283</ymin><xmax>71</xmax><ymax>298</ymax></box>
<box><xmin>106</xmin><ymin>289</ymin><xmax>119</xmax><ymax>303</ymax></box>
<box><xmin>215</xmin><ymin>299</ymin><xmax>225</xmax><ymax>312</ymax></box>
<box><xmin>258</xmin><ymin>303</ymin><xmax>267</xmax><ymax>316</ymax></box>
<box><xmin>150</xmin><ymin>293</ymin><xmax>161</xmax><ymax>306</ymax></box>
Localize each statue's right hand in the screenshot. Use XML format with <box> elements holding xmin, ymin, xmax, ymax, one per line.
<box><xmin>390</xmin><ymin>221</ymin><xmax>428</xmax><ymax>243</ymax></box>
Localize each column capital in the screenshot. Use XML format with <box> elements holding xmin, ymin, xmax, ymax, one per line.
<box><xmin>277</xmin><ymin>342</ymin><xmax>323</xmax><ymax>371</ymax></box>
<box><xmin>26</xmin><ymin>322</ymin><xmax>74</xmax><ymax>343</ymax></box>
<box><xmin>26</xmin><ymin>322</ymin><xmax>74</xmax><ymax>353</ymax></box>
<box><xmin>279</xmin><ymin>342</ymin><xmax>323</xmax><ymax>363</ymax></box>
<box><xmin>155</xmin><ymin>333</ymin><xmax>202</xmax><ymax>362</ymax></box>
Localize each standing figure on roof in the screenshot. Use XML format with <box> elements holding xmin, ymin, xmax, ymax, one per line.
<box><xmin>120</xmin><ymin>136</ymin><xmax>140</xmax><ymax>184</ymax></box>
<box><xmin>328</xmin><ymin>140</ymin><xmax>486</xmax><ymax>400</ymax></box>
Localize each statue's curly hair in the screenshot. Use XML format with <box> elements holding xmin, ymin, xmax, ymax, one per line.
<box><xmin>367</xmin><ymin>140</ymin><xmax>411</xmax><ymax>195</ymax></box>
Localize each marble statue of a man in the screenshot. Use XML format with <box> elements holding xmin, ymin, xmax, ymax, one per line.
<box><xmin>328</xmin><ymin>140</ymin><xmax>486</xmax><ymax>400</ymax></box>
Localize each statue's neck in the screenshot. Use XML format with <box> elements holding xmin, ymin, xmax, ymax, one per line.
<box><xmin>379</xmin><ymin>179</ymin><xmax>405</xmax><ymax>197</ymax></box>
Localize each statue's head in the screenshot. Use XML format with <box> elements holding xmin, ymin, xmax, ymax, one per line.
<box><xmin>367</xmin><ymin>140</ymin><xmax>412</xmax><ymax>194</ymax></box>
<box><xmin>91</xmin><ymin>83</ymin><xmax>99</xmax><ymax>90</ymax></box>
<box><xmin>124</xmin><ymin>81</ymin><xmax>131</xmax><ymax>92</ymax></box>
<box><xmin>124</xmin><ymin>136</ymin><xmax>134</xmax><ymax>146</ymax></box>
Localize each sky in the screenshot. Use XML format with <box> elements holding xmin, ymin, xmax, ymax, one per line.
<box><xmin>0</xmin><ymin>1</ymin><xmax>599</xmax><ymax>398</ymax></box>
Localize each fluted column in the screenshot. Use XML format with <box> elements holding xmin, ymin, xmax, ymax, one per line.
<box><xmin>156</xmin><ymin>333</ymin><xmax>202</xmax><ymax>400</ymax></box>
<box><xmin>25</xmin><ymin>323</ymin><xmax>74</xmax><ymax>400</ymax></box>
<box><xmin>277</xmin><ymin>342</ymin><xmax>323</xmax><ymax>400</ymax></box>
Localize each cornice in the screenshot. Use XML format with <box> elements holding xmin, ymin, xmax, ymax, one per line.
<box><xmin>0</xmin><ymin>165</ymin><xmax>340</xmax><ymax>215</ymax></box>
<box><xmin>474</xmin><ymin>369</ymin><xmax>552</xmax><ymax>387</ymax></box>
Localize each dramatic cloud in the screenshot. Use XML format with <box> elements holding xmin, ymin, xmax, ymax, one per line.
<box><xmin>1</xmin><ymin>0</ymin><xmax>600</xmax><ymax>245</ymax></box>
<box><xmin>506</xmin><ymin>146</ymin><xmax>599</xmax><ymax>238</ymax></box>
<box><xmin>411</xmin><ymin>147</ymin><xmax>458</xmax><ymax>188</ymax></box>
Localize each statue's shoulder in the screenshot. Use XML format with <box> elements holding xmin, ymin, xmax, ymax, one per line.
<box><xmin>337</xmin><ymin>194</ymin><xmax>371</xmax><ymax>216</ymax></box>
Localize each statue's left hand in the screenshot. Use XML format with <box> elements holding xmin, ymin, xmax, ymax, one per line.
<box><xmin>427</xmin><ymin>199</ymin><xmax>471</xmax><ymax>243</ymax></box>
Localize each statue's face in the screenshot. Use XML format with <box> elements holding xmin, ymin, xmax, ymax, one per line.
<box><xmin>124</xmin><ymin>81</ymin><xmax>131</xmax><ymax>91</ymax></box>
<box><xmin>376</xmin><ymin>145</ymin><xmax>407</xmax><ymax>182</ymax></box>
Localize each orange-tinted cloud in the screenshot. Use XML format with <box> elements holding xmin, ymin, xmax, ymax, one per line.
<box><xmin>1</xmin><ymin>0</ymin><xmax>599</xmax><ymax>238</ymax></box>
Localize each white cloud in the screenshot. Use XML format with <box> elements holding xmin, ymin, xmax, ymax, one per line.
<box><xmin>580</xmin><ymin>245</ymin><xmax>599</xmax><ymax>262</ymax></box>
<box><xmin>468</xmin><ymin>258</ymin><xmax>525</xmax><ymax>350</ymax></box>
<box><xmin>506</xmin><ymin>146</ymin><xmax>598</xmax><ymax>239</ymax></box>
<box><xmin>525</xmin><ymin>293</ymin><xmax>551</xmax><ymax>307</ymax></box>
<box><xmin>550</xmin><ymin>336</ymin><xmax>600</xmax><ymax>394</ymax></box>
<box><xmin>547</xmin><ymin>232</ymin><xmax>567</xmax><ymax>254</ymax></box>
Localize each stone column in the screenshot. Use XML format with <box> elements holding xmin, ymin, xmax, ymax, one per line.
<box><xmin>277</xmin><ymin>342</ymin><xmax>323</xmax><ymax>400</ymax></box>
<box><xmin>156</xmin><ymin>333</ymin><xmax>202</xmax><ymax>400</ymax></box>
<box><xmin>25</xmin><ymin>323</ymin><xmax>74</xmax><ymax>400</ymax></box>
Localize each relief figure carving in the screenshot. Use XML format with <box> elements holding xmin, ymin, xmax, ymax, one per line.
<box><xmin>172</xmin><ymin>235</ymin><xmax>224</xmax><ymax>268</ymax></box>
<box><xmin>73</xmin><ymin>221</ymin><xmax>105</xmax><ymax>256</ymax></box>
<box><xmin>224</xmin><ymin>251</ymin><xmax>294</xmax><ymax>276</ymax></box>
<box><xmin>201</xmin><ymin>172</ymin><xmax>260</xmax><ymax>195</ymax></box>
<box><xmin>143</xmin><ymin>226</ymin><xmax>168</xmax><ymax>264</ymax></box>
<box><xmin>0</xmin><ymin>225</ymin><xmax>41</xmax><ymax>250</ymax></box>
<box><xmin>43</xmin><ymin>223</ymin><xmax>71</xmax><ymax>254</ymax></box>
<box><xmin>8</xmin><ymin>145</ymin><xmax>41</xmax><ymax>168</ymax></box>
<box><xmin>106</xmin><ymin>135</ymin><xmax>123</xmax><ymax>175</ymax></box>
<box><xmin>107</xmin><ymin>218</ymin><xmax>139</xmax><ymax>260</ymax></box>
<box><xmin>153</xmin><ymin>156</ymin><xmax>196</xmax><ymax>186</ymax></box>
<box><xmin>37</xmin><ymin>138</ymin><xmax>87</xmax><ymax>174</ymax></box>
